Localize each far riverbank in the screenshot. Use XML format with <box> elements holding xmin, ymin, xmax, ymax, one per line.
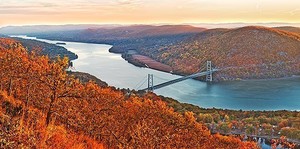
<box><xmin>15</xmin><ymin>35</ymin><xmax>300</xmax><ymax>111</ymax></box>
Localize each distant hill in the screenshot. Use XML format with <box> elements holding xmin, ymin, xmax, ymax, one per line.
<box><xmin>105</xmin><ymin>25</ymin><xmax>206</xmax><ymax>53</ymax></box>
<box><xmin>190</xmin><ymin>23</ymin><xmax>300</xmax><ymax>29</ymax></box>
<box><xmin>2</xmin><ymin>25</ymin><xmax>300</xmax><ymax>81</ymax></box>
<box><xmin>0</xmin><ymin>24</ymin><xmax>120</xmax><ymax>35</ymax></box>
<box><xmin>0</xmin><ymin>37</ymin><xmax>77</xmax><ymax>60</ymax></box>
<box><xmin>18</xmin><ymin>25</ymin><xmax>206</xmax><ymax>54</ymax></box>
<box><xmin>0</xmin><ymin>34</ymin><xmax>7</xmax><ymax>37</ymax></box>
<box><xmin>81</xmin><ymin>25</ymin><xmax>206</xmax><ymax>39</ymax></box>
<box><xmin>148</xmin><ymin>26</ymin><xmax>300</xmax><ymax>80</ymax></box>
<box><xmin>0</xmin><ymin>38</ymin><xmax>21</xmax><ymax>50</ymax></box>
<box><xmin>275</xmin><ymin>26</ymin><xmax>300</xmax><ymax>35</ymax></box>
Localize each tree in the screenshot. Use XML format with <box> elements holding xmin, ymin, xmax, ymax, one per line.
<box><xmin>39</xmin><ymin>56</ymin><xmax>81</xmax><ymax>126</ymax></box>
<box><xmin>218</xmin><ymin>122</ymin><xmax>230</xmax><ymax>134</ymax></box>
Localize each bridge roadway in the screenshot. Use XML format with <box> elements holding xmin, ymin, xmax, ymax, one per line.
<box><xmin>142</xmin><ymin>69</ymin><xmax>219</xmax><ymax>91</ymax></box>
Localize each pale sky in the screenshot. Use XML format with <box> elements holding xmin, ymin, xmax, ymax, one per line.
<box><xmin>0</xmin><ymin>0</ymin><xmax>300</xmax><ymax>26</ymax></box>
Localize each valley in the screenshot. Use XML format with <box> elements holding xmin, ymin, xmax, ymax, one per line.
<box><xmin>1</xmin><ymin>25</ymin><xmax>300</xmax><ymax>148</ymax></box>
<box><xmin>1</xmin><ymin>0</ymin><xmax>300</xmax><ymax>148</ymax></box>
<box><xmin>4</xmin><ymin>25</ymin><xmax>300</xmax><ymax>81</ymax></box>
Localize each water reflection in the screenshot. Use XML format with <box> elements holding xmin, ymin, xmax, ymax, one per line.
<box><xmin>15</xmin><ymin>35</ymin><xmax>300</xmax><ymax>111</ymax></box>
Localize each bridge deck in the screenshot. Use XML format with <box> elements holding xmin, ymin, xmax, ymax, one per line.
<box><xmin>142</xmin><ymin>69</ymin><xmax>218</xmax><ymax>91</ymax></box>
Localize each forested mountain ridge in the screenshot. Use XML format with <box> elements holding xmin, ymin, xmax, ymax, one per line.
<box><xmin>0</xmin><ymin>37</ymin><xmax>77</xmax><ymax>60</ymax></box>
<box><xmin>275</xmin><ymin>26</ymin><xmax>300</xmax><ymax>35</ymax></box>
<box><xmin>11</xmin><ymin>25</ymin><xmax>207</xmax><ymax>54</ymax></box>
<box><xmin>1</xmin><ymin>25</ymin><xmax>300</xmax><ymax>81</ymax></box>
<box><xmin>146</xmin><ymin>26</ymin><xmax>300</xmax><ymax>80</ymax></box>
<box><xmin>14</xmin><ymin>37</ymin><xmax>78</xmax><ymax>60</ymax></box>
<box><xmin>0</xmin><ymin>24</ymin><xmax>121</xmax><ymax>35</ymax></box>
<box><xmin>82</xmin><ymin>25</ymin><xmax>206</xmax><ymax>39</ymax></box>
<box><xmin>0</xmin><ymin>37</ymin><xmax>259</xmax><ymax>148</ymax></box>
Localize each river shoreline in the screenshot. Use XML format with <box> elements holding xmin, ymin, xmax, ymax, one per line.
<box><xmin>119</xmin><ymin>49</ymin><xmax>300</xmax><ymax>82</ymax></box>
<box><xmin>16</xmin><ymin>35</ymin><xmax>300</xmax><ymax>111</ymax></box>
<box><xmin>241</xmin><ymin>75</ymin><xmax>300</xmax><ymax>82</ymax></box>
<box><xmin>121</xmin><ymin>50</ymin><xmax>173</xmax><ymax>73</ymax></box>
<box><xmin>12</xmin><ymin>35</ymin><xmax>300</xmax><ymax>147</ymax></box>
<box><xmin>26</xmin><ymin>35</ymin><xmax>300</xmax><ymax>82</ymax></box>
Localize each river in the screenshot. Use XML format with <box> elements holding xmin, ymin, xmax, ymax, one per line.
<box><xmin>15</xmin><ymin>35</ymin><xmax>300</xmax><ymax>111</ymax></box>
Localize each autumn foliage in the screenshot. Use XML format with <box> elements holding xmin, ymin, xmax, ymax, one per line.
<box><xmin>140</xmin><ymin>26</ymin><xmax>300</xmax><ymax>81</ymax></box>
<box><xmin>0</xmin><ymin>38</ymin><xmax>259</xmax><ymax>148</ymax></box>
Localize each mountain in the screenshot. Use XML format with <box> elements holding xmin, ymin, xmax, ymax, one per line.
<box><xmin>2</xmin><ymin>25</ymin><xmax>300</xmax><ymax>81</ymax></box>
<box><xmin>0</xmin><ymin>37</ymin><xmax>77</xmax><ymax>60</ymax></box>
<box><xmin>275</xmin><ymin>26</ymin><xmax>300</xmax><ymax>35</ymax></box>
<box><xmin>146</xmin><ymin>26</ymin><xmax>300</xmax><ymax>80</ymax></box>
<box><xmin>0</xmin><ymin>38</ymin><xmax>19</xmax><ymax>49</ymax></box>
<box><xmin>0</xmin><ymin>34</ymin><xmax>7</xmax><ymax>37</ymax></box>
<box><xmin>0</xmin><ymin>24</ymin><xmax>120</xmax><ymax>35</ymax></box>
<box><xmin>15</xmin><ymin>37</ymin><xmax>78</xmax><ymax>60</ymax></box>
<box><xmin>105</xmin><ymin>25</ymin><xmax>206</xmax><ymax>53</ymax></box>
<box><xmin>18</xmin><ymin>25</ymin><xmax>206</xmax><ymax>54</ymax></box>
<box><xmin>189</xmin><ymin>23</ymin><xmax>300</xmax><ymax>29</ymax></box>
<box><xmin>81</xmin><ymin>25</ymin><xmax>206</xmax><ymax>39</ymax></box>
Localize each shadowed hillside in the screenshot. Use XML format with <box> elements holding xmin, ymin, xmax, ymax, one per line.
<box><xmin>14</xmin><ymin>25</ymin><xmax>207</xmax><ymax>54</ymax></box>
<box><xmin>0</xmin><ymin>37</ymin><xmax>77</xmax><ymax>60</ymax></box>
<box><xmin>14</xmin><ymin>37</ymin><xmax>78</xmax><ymax>60</ymax></box>
<box><xmin>82</xmin><ymin>25</ymin><xmax>206</xmax><ymax>39</ymax></box>
<box><xmin>0</xmin><ymin>24</ymin><xmax>121</xmax><ymax>35</ymax></box>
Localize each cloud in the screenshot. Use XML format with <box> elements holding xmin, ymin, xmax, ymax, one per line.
<box><xmin>288</xmin><ymin>9</ymin><xmax>300</xmax><ymax>16</ymax></box>
<box><xmin>0</xmin><ymin>0</ymin><xmax>59</xmax><ymax>15</ymax></box>
<box><xmin>39</xmin><ymin>2</ymin><xmax>57</xmax><ymax>8</ymax></box>
<box><xmin>0</xmin><ymin>0</ymin><xmax>115</xmax><ymax>15</ymax></box>
<box><xmin>115</xmin><ymin>0</ymin><xmax>140</xmax><ymax>5</ymax></box>
<box><xmin>117</xmin><ymin>0</ymin><xmax>133</xmax><ymax>4</ymax></box>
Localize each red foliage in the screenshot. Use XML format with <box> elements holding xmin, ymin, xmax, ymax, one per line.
<box><xmin>0</xmin><ymin>38</ymin><xmax>259</xmax><ymax>148</ymax></box>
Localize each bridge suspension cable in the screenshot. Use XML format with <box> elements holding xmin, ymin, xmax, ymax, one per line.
<box><xmin>134</xmin><ymin>75</ymin><xmax>148</xmax><ymax>90</ymax></box>
<box><xmin>136</xmin><ymin>79</ymin><xmax>147</xmax><ymax>90</ymax></box>
<box><xmin>153</xmin><ymin>75</ymin><xmax>172</xmax><ymax>81</ymax></box>
<box><xmin>143</xmin><ymin>61</ymin><xmax>217</xmax><ymax>91</ymax></box>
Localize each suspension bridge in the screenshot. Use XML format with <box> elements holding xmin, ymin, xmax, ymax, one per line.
<box><xmin>136</xmin><ymin>61</ymin><xmax>219</xmax><ymax>92</ymax></box>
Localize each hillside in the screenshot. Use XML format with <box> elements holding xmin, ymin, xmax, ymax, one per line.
<box><xmin>67</xmin><ymin>71</ymin><xmax>108</xmax><ymax>87</ymax></box>
<box><xmin>0</xmin><ymin>38</ymin><xmax>259</xmax><ymax>148</ymax></box>
<box><xmin>12</xmin><ymin>25</ymin><xmax>206</xmax><ymax>54</ymax></box>
<box><xmin>81</xmin><ymin>25</ymin><xmax>206</xmax><ymax>39</ymax></box>
<box><xmin>13</xmin><ymin>37</ymin><xmax>78</xmax><ymax>60</ymax></box>
<box><xmin>2</xmin><ymin>25</ymin><xmax>300</xmax><ymax>81</ymax></box>
<box><xmin>144</xmin><ymin>26</ymin><xmax>300</xmax><ymax>80</ymax></box>
<box><xmin>0</xmin><ymin>24</ymin><xmax>120</xmax><ymax>35</ymax></box>
<box><xmin>0</xmin><ymin>37</ymin><xmax>77</xmax><ymax>60</ymax></box>
<box><xmin>0</xmin><ymin>34</ymin><xmax>6</xmax><ymax>37</ymax></box>
<box><xmin>275</xmin><ymin>26</ymin><xmax>300</xmax><ymax>35</ymax></box>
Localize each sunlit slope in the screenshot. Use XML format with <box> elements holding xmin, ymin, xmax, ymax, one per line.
<box><xmin>150</xmin><ymin>26</ymin><xmax>300</xmax><ymax>80</ymax></box>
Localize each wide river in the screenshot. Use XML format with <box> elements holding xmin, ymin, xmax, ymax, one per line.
<box><xmin>17</xmin><ymin>36</ymin><xmax>300</xmax><ymax>111</ymax></box>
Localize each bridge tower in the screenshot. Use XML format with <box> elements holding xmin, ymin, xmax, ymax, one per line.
<box><xmin>147</xmin><ymin>74</ymin><xmax>154</xmax><ymax>92</ymax></box>
<box><xmin>206</xmin><ymin>61</ymin><xmax>213</xmax><ymax>82</ymax></box>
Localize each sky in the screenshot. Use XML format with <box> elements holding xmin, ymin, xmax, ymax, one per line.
<box><xmin>0</xmin><ymin>0</ymin><xmax>300</xmax><ymax>27</ymax></box>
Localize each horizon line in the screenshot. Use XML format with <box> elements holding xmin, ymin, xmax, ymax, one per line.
<box><xmin>1</xmin><ymin>22</ymin><xmax>300</xmax><ymax>28</ymax></box>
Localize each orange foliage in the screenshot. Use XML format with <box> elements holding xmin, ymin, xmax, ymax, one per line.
<box><xmin>212</xmin><ymin>133</ymin><xmax>259</xmax><ymax>149</ymax></box>
<box><xmin>0</xmin><ymin>38</ymin><xmax>259</xmax><ymax>148</ymax></box>
<box><xmin>142</xmin><ymin>26</ymin><xmax>300</xmax><ymax>81</ymax></box>
<box><xmin>0</xmin><ymin>91</ymin><xmax>104</xmax><ymax>149</ymax></box>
